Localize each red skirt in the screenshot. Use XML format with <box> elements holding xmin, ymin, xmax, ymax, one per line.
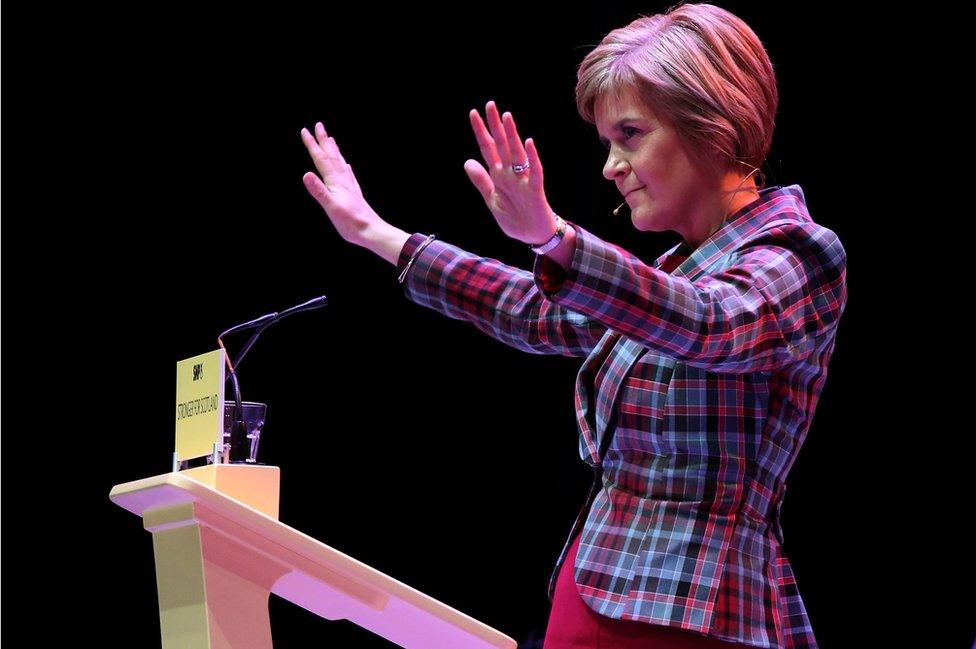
<box><xmin>542</xmin><ymin>532</ymin><xmax>745</xmax><ymax>648</ymax></box>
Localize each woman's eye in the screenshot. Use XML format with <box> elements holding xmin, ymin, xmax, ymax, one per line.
<box><xmin>600</xmin><ymin>127</ymin><xmax>639</xmax><ymax>150</ymax></box>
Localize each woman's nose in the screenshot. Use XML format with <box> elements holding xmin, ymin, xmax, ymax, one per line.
<box><xmin>602</xmin><ymin>152</ymin><xmax>628</xmax><ymax>180</ymax></box>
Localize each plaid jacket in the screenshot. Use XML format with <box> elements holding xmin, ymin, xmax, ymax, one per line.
<box><xmin>395</xmin><ymin>185</ymin><xmax>847</xmax><ymax>648</ymax></box>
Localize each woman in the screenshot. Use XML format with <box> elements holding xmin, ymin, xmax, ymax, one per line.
<box><xmin>300</xmin><ymin>4</ymin><xmax>846</xmax><ymax>648</ymax></box>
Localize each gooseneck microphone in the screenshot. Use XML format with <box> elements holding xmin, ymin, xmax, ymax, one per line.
<box><xmin>613</xmin><ymin>201</ymin><xmax>627</xmax><ymax>216</ymax></box>
<box><xmin>218</xmin><ymin>312</ymin><xmax>277</xmax><ymax>339</ymax></box>
<box><xmin>234</xmin><ymin>296</ymin><xmax>329</xmax><ymax>369</ymax></box>
<box><xmin>217</xmin><ymin>295</ymin><xmax>329</xmax><ymax>462</ymax></box>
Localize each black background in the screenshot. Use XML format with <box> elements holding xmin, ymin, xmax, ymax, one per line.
<box><xmin>6</xmin><ymin>2</ymin><xmax>971</xmax><ymax>648</ymax></box>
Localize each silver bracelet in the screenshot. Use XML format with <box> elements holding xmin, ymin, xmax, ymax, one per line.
<box><xmin>397</xmin><ymin>234</ymin><xmax>437</xmax><ymax>284</ymax></box>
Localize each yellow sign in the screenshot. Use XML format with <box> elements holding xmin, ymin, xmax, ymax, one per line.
<box><xmin>175</xmin><ymin>349</ymin><xmax>226</xmax><ymax>462</ymax></box>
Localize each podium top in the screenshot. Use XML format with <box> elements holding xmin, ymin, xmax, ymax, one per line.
<box><xmin>110</xmin><ymin>470</ymin><xmax>517</xmax><ymax>649</ymax></box>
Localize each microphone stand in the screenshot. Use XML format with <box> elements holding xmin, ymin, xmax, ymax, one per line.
<box><xmin>216</xmin><ymin>296</ymin><xmax>328</xmax><ymax>464</ymax></box>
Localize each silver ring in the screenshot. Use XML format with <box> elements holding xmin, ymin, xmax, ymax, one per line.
<box><xmin>511</xmin><ymin>160</ymin><xmax>530</xmax><ymax>174</ymax></box>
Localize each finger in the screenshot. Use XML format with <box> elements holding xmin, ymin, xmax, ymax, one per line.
<box><xmin>463</xmin><ymin>159</ymin><xmax>494</xmax><ymax>203</ymax></box>
<box><xmin>302</xmin><ymin>126</ymin><xmax>331</xmax><ymax>166</ymax></box>
<box><xmin>302</xmin><ymin>126</ymin><xmax>342</xmax><ymax>179</ymax></box>
<box><xmin>302</xmin><ymin>127</ymin><xmax>335</xmax><ymax>179</ymax></box>
<box><xmin>315</xmin><ymin>122</ymin><xmax>347</xmax><ymax>165</ymax></box>
<box><xmin>469</xmin><ymin>109</ymin><xmax>502</xmax><ymax>169</ymax></box>
<box><xmin>525</xmin><ymin>138</ymin><xmax>545</xmax><ymax>190</ymax></box>
<box><xmin>312</xmin><ymin>121</ymin><xmax>330</xmax><ymax>149</ymax></box>
<box><xmin>485</xmin><ymin>101</ymin><xmax>512</xmax><ymax>168</ymax></box>
<box><xmin>301</xmin><ymin>126</ymin><xmax>324</xmax><ymax>157</ymax></box>
<box><xmin>503</xmin><ymin>112</ymin><xmax>529</xmax><ymax>174</ymax></box>
<box><xmin>302</xmin><ymin>171</ymin><xmax>332</xmax><ymax>206</ymax></box>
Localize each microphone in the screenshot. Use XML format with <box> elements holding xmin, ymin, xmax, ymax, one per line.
<box><xmin>613</xmin><ymin>201</ymin><xmax>627</xmax><ymax>216</ymax></box>
<box><xmin>216</xmin><ymin>295</ymin><xmax>329</xmax><ymax>463</ymax></box>
<box><xmin>234</xmin><ymin>296</ymin><xmax>328</xmax><ymax>369</ymax></box>
<box><xmin>269</xmin><ymin>295</ymin><xmax>328</xmax><ymax>321</ymax></box>
<box><xmin>218</xmin><ymin>312</ymin><xmax>277</xmax><ymax>340</ymax></box>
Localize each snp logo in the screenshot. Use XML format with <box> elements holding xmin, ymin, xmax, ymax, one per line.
<box><xmin>192</xmin><ymin>363</ymin><xmax>204</xmax><ymax>381</ymax></box>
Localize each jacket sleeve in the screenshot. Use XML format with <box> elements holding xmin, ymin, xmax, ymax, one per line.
<box><xmin>396</xmin><ymin>233</ymin><xmax>607</xmax><ymax>357</ymax></box>
<box><xmin>533</xmin><ymin>223</ymin><xmax>847</xmax><ymax>372</ymax></box>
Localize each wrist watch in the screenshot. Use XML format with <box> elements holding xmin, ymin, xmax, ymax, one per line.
<box><xmin>528</xmin><ymin>215</ymin><xmax>567</xmax><ymax>255</ymax></box>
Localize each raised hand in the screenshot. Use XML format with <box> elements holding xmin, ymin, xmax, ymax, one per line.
<box><xmin>464</xmin><ymin>101</ymin><xmax>559</xmax><ymax>245</ymax></box>
<box><xmin>301</xmin><ymin>122</ymin><xmax>384</xmax><ymax>247</ymax></box>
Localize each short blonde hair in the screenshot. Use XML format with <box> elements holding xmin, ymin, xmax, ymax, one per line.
<box><xmin>575</xmin><ymin>3</ymin><xmax>778</xmax><ymax>178</ymax></box>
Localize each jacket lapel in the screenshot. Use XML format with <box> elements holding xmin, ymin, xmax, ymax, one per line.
<box><xmin>664</xmin><ymin>186</ymin><xmax>812</xmax><ymax>283</ymax></box>
<box><xmin>575</xmin><ymin>329</ymin><xmax>620</xmax><ymax>464</ymax></box>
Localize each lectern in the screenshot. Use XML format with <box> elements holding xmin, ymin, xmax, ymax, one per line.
<box><xmin>110</xmin><ymin>465</ymin><xmax>518</xmax><ymax>648</ymax></box>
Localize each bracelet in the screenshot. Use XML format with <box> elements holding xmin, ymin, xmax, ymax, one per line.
<box><xmin>397</xmin><ymin>234</ymin><xmax>437</xmax><ymax>284</ymax></box>
<box><xmin>528</xmin><ymin>215</ymin><xmax>567</xmax><ymax>255</ymax></box>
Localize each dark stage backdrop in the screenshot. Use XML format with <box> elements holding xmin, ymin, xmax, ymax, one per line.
<box><xmin>8</xmin><ymin>3</ymin><xmax>964</xmax><ymax>648</ymax></box>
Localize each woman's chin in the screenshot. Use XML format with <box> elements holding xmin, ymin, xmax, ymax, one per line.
<box><xmin>631</xmin><ymin>209</ymin><xmax>660</xmax><ymax>232</ymax></box>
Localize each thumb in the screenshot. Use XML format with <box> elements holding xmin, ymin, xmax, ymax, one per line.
<box><xmin>303</xmin><ymin>172</ymin><xmax>331</xmax><ymax>207</ymax></box>
<box><xmin>463</xmin><ymin>160</ymin><xmax>493</xmax><ymax>203</ymax></box>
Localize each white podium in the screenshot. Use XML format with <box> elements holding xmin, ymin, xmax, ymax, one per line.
<box><xmin>110</xmin><ymin>465</ymin><xmax>518</xmax><ymax>649</ymax></box>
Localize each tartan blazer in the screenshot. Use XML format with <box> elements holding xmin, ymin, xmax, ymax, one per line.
<box><xmin>395</xmin><ymin>185</ymin><xmax>847</xmax><ymax>648</ymax></box>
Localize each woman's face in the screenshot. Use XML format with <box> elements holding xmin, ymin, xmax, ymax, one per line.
<box><xmin>595</xmin><ymin>87</ymin><xmax>718</xmax><ymax>243</ymax></box>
